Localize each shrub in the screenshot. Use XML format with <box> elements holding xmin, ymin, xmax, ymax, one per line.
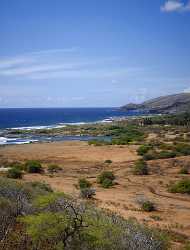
<box><xmin>143</xmin><ymin>151</ymin><xmax>157</xmax><ymax>161</ymax></box>
<box><xmin>141</xmin><ymin>201</ymin><xmax>155</xmax><ymax>212</ymax></box>
<box><xmin>7</xmin><ymin>168</ymin><xmax>22</xmax><ymax>179</ymax></box>
<box><xmin>104</xmin><ymin>159</ymin><xmax>112</xmax><ymax>164</ymax></box>
<box><xmin>101</xmin><ymin>178</ymin><xmax>114</xmax><ymax>188</ymax></box>
<box><xmin>137</xmin><ymin>144</ymin><xmax>153</xmax><ymax>156</ymax></box>
<box><xmin>25</xmin><ymin>160</ymin><xmax>43</xmax><ymax>173</ymax></box>
<box><xmin>9</xmin><ymin>162</ymin><xmax>24</xmax><ymax>171</ymax></box>
<box><xmin>48</xmin><ymin>164</ymin><xmax>61</xmax><ymax>174</ymax></box>
<box><xmin>168</xmin><ymin>179</ymin><xmax>190</xmax><ymax>194</ymax></box>
<box><xmin>80</xmin><ymin>188</ymin><xmax>96</xmax><ymax>199</ymax></box>
<box><xmin>78</xmin><ymin>178</ymin><xmax>92</xmax><ymax>189</ymax></box>
<box><xmin>133</xmin><ymin>160</ymin><xmax>148</xmax><ymax>175</ymax></box>
<box><xmin>97</xmin><ymin>171</ymin><xmax>115</xmax><ymax>188</ymax></box>
<box><xmin>174</xmin><ymin>143</ymin><xmax>190</xmax><ymax>156</ymax></box>
<box><xmin>136</xmin><ymin>196</ymin><xmax>155</xmax><ymax>212</ymax></box>
<box><xmin>157</xmin><ymin>151</ymin><xmax>176</xmax><ymax>159</ymax></box>
<box><xmin>179</xmin><ymin>167</ymin><xmax>189</xmax><ymax>175</ymax></box>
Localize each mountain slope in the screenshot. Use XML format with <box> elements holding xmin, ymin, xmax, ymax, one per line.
<box><xmin>121</xmin><ymin>93</ymin><xmax>190</xmax><ymax>114</ymax></box>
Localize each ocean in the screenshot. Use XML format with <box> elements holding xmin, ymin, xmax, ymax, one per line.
<box><xmin>0</xmin><ymin>108</ymin><xmax>140</xmax><ymax>145</ymax></box>
<box><xmin>0</xmin><ymin>107</ymin><xmax>138</xmax><ymax>129</ymax></box>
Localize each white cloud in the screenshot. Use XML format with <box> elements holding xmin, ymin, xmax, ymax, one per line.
<box><xmin>161</xmin><ymin>0</ymin><xmax>190</xmax><ymax>12</ymax></box>
<box><xmin>0</xmin><ymin>49</ymin><xmax>143</xmax><ymax>80</ymax></box>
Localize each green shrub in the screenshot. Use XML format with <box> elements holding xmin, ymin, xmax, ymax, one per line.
<box><xmin>174</xmin><ymin>143</ymin><xmax>190</xmax><ymax>156</ymax></box>
<box><xmin>78</xmin><ymin>178</ymin><xmax>92</xmax><ymax>189</ymax></box>
<box><xmin>133</xmin><ymin>160</ymin><xmax>148</xmax><ymax>175</ymax></box>
<box><xmin>157</xmin><ymin>151</ymin><xmax>176</xmax><ymax>159</ymax></box>
<box><xmin>48</xmin><ymin>164</ymin><xmax>61</xmax><ymax>174</ymax></box>
<box><xmin>101</xmin><ymin>178</ymin><xmax>114</xmax><ymax>188</ymax></box>
<box><xmin>25</xmin><ymin>160</ymin><xmax>43</xmax><ymax>173</ymax></box>
<box><xmin>137</xmin><ymin>144</ymin><xmax>153</xmax><ymax>156</ymax></box>
<box><xmin>168</xmin><ymin>179</ymin><xmax>190</xmax><ymax>194</ymax></box>
<box><xmin>9</xmin><ymin>162</ymin><xmax>24</xmax><ymax>171</ymax></box>
<box><xmin>179</xmin><ymin>167</ymin><xmax>189</xmax><ymax>175</ymax></box>
<box><xmin>7</xmin><ymin>168</ymin><xmax>22</xmax><ymax>179</ymax></box>
<box><xmin>97</xmin><ymin>171</ymin><xmax>115</xmax><ymax>188</ymax></box>
<box><xmin>104</xmin><ymin>159</ymin><xmax>112</xmax><ymax>164</ymax></box>
<box><xmin>141</xmin><ymin>201</ymin><xmax>155</xmax><ymax>212</ymax></box>
<box><xmin>143</xmin><ymin>151</ymin><xmax>157</xmax><ymax>161</ymax></box>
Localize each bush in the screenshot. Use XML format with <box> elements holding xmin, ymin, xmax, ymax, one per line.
<box><xmin>156</xmin><ymin>151</ymin><xmax>176</xmax><ymax>159</ymax></box>
<box><xmin>137</xmin><ymin>144</ymin><xmax>153</xmax><ymax>156</ymax></box>
<box><xmin>7</xmin><ymin>168</ymin><xmax>22</xmax><ymax>179</ymax></box>
<box><xmin>0</xmin><ymin>177</ymin><xmax>169</xmax><ymax>250</ymax></box>
<box><xmin>78</xmin><ymin>178</ymin><xmax>92</xmax><ymax>189</ymax></box>
<box><xmin>101</xmin><ymin>178</ymin><xmax>114</xmax><ymax>188</ymax></box>
<box><xmin>48</xmin><ymin>164</ymin><xmax>61</xmax><ymax>174</ymax></box>
<box><xmin>179</xmin><ymin>167</ymin><xmax>189</xmax><ymax>175</ymax></box>
<box><xmin>174</xmin><ymin>143</ymin><xmax>190</xmax><ymax>156</ymax></box>
<box><xmin>97</xmin><ymin>171</ymin><xmax>115</xmax><ymax>188</ymax></box>
<box><xmin>25</xmin><ymin>160</ymin><xmax>43</xmax><ymax>173</ymax></box>
<box><xmin>141</xmin><ymin>201</ymin><xmax>155</xmax><ymax>212</ymax></box>
<box><xmin>136</xmin><ymin>196</ymin><xmax>155</xmax><ymax>212</ymax></box>
<box><xmin>104</xmin><ymin>159</ymin><xmax>112</xmax><ymax>164</ymax></box>
<box><xmin>168</xmin><ymin>179</ymin><xmax>190</xmax><ymax>194</ymax></box>
<box><xmin>133</xmin><ymin>160</ymin><xmax>148</xmax><ymax>175</ymax></box>
<box><xmin>143</xmin><ymin>151</ymin><xmax>157</xmax><ymax>161</ymax></box>
<box><xmin>80</xmin><ymin>188</ymin><xmax>96</xmax><ymax>199</ymax></box>
<box><xmin>9</xmin><ymin>162</ymin><xmax>24</xmax><ymax>171</ymax></box>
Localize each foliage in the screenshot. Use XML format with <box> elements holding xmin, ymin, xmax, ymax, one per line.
<box><xmin>179</xmin><ymin>167</ymin><xmax>189</xmax><ymax>175</ymax></box>
<box><xmin>25</xmin><ymin>160</ymin><xmax>43</xmax><ymax>173</ymax></box>
<box><xmin>97</xmin><ymin>171</ymin><xmax>115</xmax><ymax>188</ymax></box>
<box><xmin>7</xmin><ymin>167</ymin><xmax>23</xmax><ymax>179</ymax></box>
<box><xmin>156</xmin><ymin>150</ymin><xmax>176</xmax><ymax>159</ymax></box>
<box><xmin>78</xmin><ymin>178</ymin><xmax>92</xmax><ymax>189</ymax></box>
<box><xmin>0</xmin><ymin>177</ymin><xmax>169</xmax><ymax>250</ymax></box>
<box><xmin>137</xmin><ymin>144</ymin><xmax>153</xmax><ymax>156</ymax></box>
<box><xmin>133</xmin><ymin>160</ymin><xmax>148</xmax><ymax>175</ymax></box>
<box><xmin>174</xmin><ymin>143</ymin><xmax>190</xmax><ymax>156</ymax></box>
<box><xmin>141</xmin><ymin>201</ymin><xmax>155</xmax><ymax>212</ymax></box>
<box><xmin>104</xmin><ymin>159</ymin><xmax>112</xmax><ymax>164</ymax></box>
<box><xmin>168</xmin><ymin>179</ymin><xmax>190</xmax><ymax>194</ymax></box>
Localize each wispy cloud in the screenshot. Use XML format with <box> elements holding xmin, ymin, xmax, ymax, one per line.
<box><xmin>0</xmin><ymin>48</ymin><xmax>142</xmax><ymax>80</ymax></box>
<box><xmin>0</xmin><ymin>47</ymin><xmax>78</xmax><ymax>69</ymax></box>
<box><xmin>161</xmin><ymin>0</ymin><xmax>190</xmax><ymax>12</ymax></box>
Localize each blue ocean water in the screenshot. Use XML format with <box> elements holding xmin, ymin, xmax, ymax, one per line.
<box><xmin>0</xmin><ymin>108</ymin><xmax>135</xmax><ymax>129</ymax></box>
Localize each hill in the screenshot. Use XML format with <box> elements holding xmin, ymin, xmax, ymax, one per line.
<box><xmin>121</xmin><ymin>93</ymin><xmax>190</xmax><ymax>114</ymax></box>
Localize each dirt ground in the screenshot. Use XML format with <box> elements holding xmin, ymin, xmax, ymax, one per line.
<box><xmin>0</xmin><ymin>141</ymin><xmax>190</xmax><ymax>248</ymax></box>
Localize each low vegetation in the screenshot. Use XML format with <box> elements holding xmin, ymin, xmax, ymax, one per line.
<box><xmin>7</xmin><ymin>167</ymin><xmax>23</xmax><ymax>179</ymax></box>
<box><xmin>133</xmin><ymin>160</ymin><xmax>148</xmax><ymax>175</ymax></box>
<box><xmin>25</xmin><ymin>160</ymin><xmax>43</xmax><ymax>173</ymax></box>
<box><xmin>0</xmin><ymin>177</ymin><xmax>168</xmax><ymax>250</ymax></box>
<box><xmin>97</xmin><ymin>171</ymin><xmax>116</xmax><ymax>188</ymax></box>
<box><xmin>168</xmin><ymin>179</ymin><xmax>190</xmax><ymax>194</ymax></box>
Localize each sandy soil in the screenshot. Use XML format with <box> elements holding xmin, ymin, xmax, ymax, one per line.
<box><xmin>0</xmin><ymin>141</ymin><xmax>190</xmax><ymax>247</ymax></box>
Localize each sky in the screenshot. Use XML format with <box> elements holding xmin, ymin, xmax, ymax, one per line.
<box><xmin>0</xmin><ymin>0</ymin><xmax>190</xmax><ymax>108</ymax></box>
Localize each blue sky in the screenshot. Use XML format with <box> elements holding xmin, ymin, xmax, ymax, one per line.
<box><xmin>0</xmin><ymin>0</ymin><xmax>190</xmax><ymax>107</ymax></box>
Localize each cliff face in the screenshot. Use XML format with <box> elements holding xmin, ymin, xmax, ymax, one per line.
<box><xmin>121</xmin><ymin>93</ymin><xmax>190</xmax><ymax>114</ymax></box>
